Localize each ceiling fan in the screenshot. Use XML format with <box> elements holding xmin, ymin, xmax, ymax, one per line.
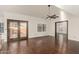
<box><xmin>46</xmin><ymin>5</ymin><xmax>59</xmax><ymax>20</ymax></box>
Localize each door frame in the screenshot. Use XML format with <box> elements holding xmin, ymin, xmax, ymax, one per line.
<box><xmin>55</xmin><ymin>20</ymin><xmax>68</xmax><ymax>52</ymax></box>
<box><xmin>7</xmin><ymin>19</ymin><xmax>28</xmax><ymax>44</ymax></box>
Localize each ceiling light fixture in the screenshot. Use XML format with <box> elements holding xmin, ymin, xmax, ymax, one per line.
<box><xmin>46</xmin><ymin>5</ymin><xmax>59</xmax><ymax>20</ymax></box>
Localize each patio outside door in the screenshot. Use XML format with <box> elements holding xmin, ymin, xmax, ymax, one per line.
<box><xmin>7</xmin><ymin>19</ymin><xmax>28</xmax><ymax>43</ymax></box>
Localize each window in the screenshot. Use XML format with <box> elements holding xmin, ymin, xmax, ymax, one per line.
<box><xmin>0</xmin><ymin>23</ymin><xmax>4</xmax><ymax>33</ymax></box>
<box><xmin>37</xmin><ymin>24</ymin><xmax>46</xmax><ymax>32</ymax></box>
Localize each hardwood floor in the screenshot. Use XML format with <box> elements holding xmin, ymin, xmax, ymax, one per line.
<box><xmin>67</xmin><ymin>40</ymin><xmax>79</xmax><ymax>54</ymax></box>
<box><xmin>0</xmin><ymin>36</ymin><xmax>79</xmax><ymax>54</ymax></box>
<box><xmin>7</xmin><ymin>36</ymin><xmax>56</xmax><ymax>54</ymax></box>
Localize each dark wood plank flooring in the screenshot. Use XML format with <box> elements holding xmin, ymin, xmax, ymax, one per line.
<box><xmin>0</xmin><ymin>36</ymin><xmax>79</xmax><ymax>54</ymax></box>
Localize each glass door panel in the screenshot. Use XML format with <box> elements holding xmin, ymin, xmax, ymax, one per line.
<box><xmin>20</xmin><ymin>22</ymin><xmax>27</xmax><ymax>40</ymax></box>
<box><xmin>9</xmin><ymin>21</ymin><xmax>18</xmax><ymax>41</ymax></box>
<box><xmin>57</xmin><ymin>22</ymin><xmax>67</xmax><ymax>34</ymax></box>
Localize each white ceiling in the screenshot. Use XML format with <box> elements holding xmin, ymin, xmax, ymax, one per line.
<box><xmin>0</xmin><ymin>5</ymin><xmax>60</xmax><ymax>18</ymax></box>
<box><xmin>0</xmin><ymin>5</ymin><xmax>78</xmax><ymax>18</ymax></box>
<box><xmin>56</xmin><ymin>5</ymin><xmax>79</xmax><ymax>16</ymax></box>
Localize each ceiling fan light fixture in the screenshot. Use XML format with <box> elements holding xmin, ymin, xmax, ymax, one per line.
<box><xmin>46</xmin><ymin>5</ymin><xmax>59</xmax><ymax>20</ymax></box>
<box><xmin>48</xmin><ymin>5</ymin><xmax>50</xmax><ymax>7</ymax></box>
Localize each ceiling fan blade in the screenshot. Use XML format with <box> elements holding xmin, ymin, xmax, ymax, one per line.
<box><xmin>43</xmin><ymin>16</ymin><xmax>49</xmax><ymax>20</ymax></box>
<box><xmin>56</xmin><ymin>16</ymin><xmax>59</xmax><ymax>18</ymax></box>
<box><xmin>45</xmin><ymin>15</ymin><xmax>50</xmax><ymax>19</ymax></box>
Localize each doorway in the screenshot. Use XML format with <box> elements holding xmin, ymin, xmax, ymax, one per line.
<box><xmin>55</xmin><ymin>20</ymin><xmax>68</xmax><ymax>53</ymax></box>
<box><xmin>7</xmin><ymin>19</ymin><xmax>28</xmax><ymax>44</ymax></box>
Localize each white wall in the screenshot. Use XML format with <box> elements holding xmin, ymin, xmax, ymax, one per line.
<box><xmin>61</xmin><ymin>10</ymin><xmax>79</xmax><ymax>41</ymax></box>
<box><xmin>49</xmin><ymin>7</ymin><xmax>79</xmax><ymax>41</ymax></box>
<box><xmin>1</xmin><ymin>6</ymin><xmax>79</xmax><ymax>42</ymax></box>
<box><xmin>68</xmin><ymin>14</ymin><xmax>79</xmax><ymax>41</ymax></box>
<box><xmin>59</xmin><ymin>10</ymin><xmax>79</xmax><ymax>41</ymax></box>
<box><xmin>1</xmin><ymin>12</ymin><xmax>50</xmax><ymax>42</ymax></box>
